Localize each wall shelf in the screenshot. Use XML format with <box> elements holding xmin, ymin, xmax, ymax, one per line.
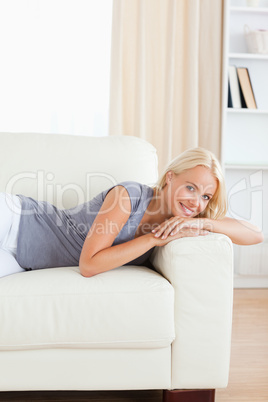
<box><xmin>229</xmin><ymin>53</ymin><xmax>268</xmax><ymax>59</ymax></box>
<box><xmin>226</xmin><ymin>108</ymin><xmax>268</xmax><ymax>114</ymax></box>
<box><xmin>230</xmin><ymin>6</ymin><xmax>268</xmax><ymax>13</ymax></box>
<box><xmin>225</xmin><ymin>164</ymin><xmax>268</xmax><ymax>170</ymax></box>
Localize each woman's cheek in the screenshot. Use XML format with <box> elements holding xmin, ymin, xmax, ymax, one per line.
<box><xmin>200</xmin><ymin>200</ymin><xmax>209</xmax><ymax>214</ymax></box>
<box><xmin>173</xmin><ymin>201</ymin><xmax>184</xmax><ymax>217</ymax></box>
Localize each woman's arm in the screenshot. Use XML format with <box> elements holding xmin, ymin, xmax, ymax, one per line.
<box><xmin>79</xmin><ymin>186</ymin><xmax>207</xmax><ymax>277</ymax></box>
<box><xmin>203</xmin><ymin>217</ymin><xmax>264</xmax><ymax>245</ymax></box>
<box><xmin>152</xmin><ymin>216</ymin><xmax>264</xmax><ymax>246</ymax></box>
<box><xmin>80</xmin><ymin>232</ymin><xmax>157</xmax><ymax>277</ymax></box>
<box><xmin>79</xmin><ymin>185</ymin><xmax>134</xmax><ymax>277</ymax></box>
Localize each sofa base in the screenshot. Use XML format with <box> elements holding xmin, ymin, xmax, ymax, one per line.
<box><xmin>163</xmin><ymin>389</ymin><xmax>215</xmax><ymax>402</ymax></box>
<box><xmin>0</xmin><ymin>390</ymin><xmax>163</xmax><ymax>401</ymax></box>
<box><xmin>0</xmin><ymin>390</ymin><xmax>215</xmax><ymax>401</ymax></box>
<box><xmin>1</xmin><ymin>348</ymin><xmax>171</xmax><ymax>391</ymax></box>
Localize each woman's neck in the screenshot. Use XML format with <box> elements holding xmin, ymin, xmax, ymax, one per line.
<box><xmin>144</xmin><ymin>187</ymin><xmax>172</xmax><ymax>227</ymax></box>
<box><xmin>134</xmin><ymin>187</ymin><xmax>172</xmax><ymax>238</ymax></box>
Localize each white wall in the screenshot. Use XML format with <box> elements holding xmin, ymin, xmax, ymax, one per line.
<box><xmin>0</xmin><ymin>0</ymin><xmax>112</xmax><ymax>136</ymax></box>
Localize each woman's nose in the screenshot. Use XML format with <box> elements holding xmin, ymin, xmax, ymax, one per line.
<box><xmin>189</xmin><ymin>194</ymin><xmax>199</xmax><ymax>207</ymax></box>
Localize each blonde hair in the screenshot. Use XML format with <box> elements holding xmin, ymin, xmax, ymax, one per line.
<box><xmin>156</xmin><ymin>147</ymin><xmax>227</xmax><ymax>219</ymax></box>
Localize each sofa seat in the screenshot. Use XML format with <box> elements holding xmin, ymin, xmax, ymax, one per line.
<box><xmin>0</xmin><ymin>266</ymin><xmax>175</xmax><ymax>351</ymax></box>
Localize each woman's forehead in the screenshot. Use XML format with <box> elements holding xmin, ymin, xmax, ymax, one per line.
<box><xmin>178</xmin><ymin>166</ymin><xmax>218</xmax><ymax>192</ymax></box>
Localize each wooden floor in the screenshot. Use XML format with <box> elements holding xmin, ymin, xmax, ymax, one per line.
<box><xmin>216</xmin><ymin>289</ymin><xmax>268</xmax><ymax>402</ymax></box>
<box><xmin>0</xmin><ymin>289</ymin><xmax>267</xmax><ymax>402</ymax></box>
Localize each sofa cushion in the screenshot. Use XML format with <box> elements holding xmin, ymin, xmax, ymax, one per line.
<box><xmin>0</xmin><ymin>133</ymin><xmax>158</xmax><ymax>208</ymax></box>
<box><xmin>0</xmin><ymin>266</ymin><xmax>175</xmax><ymax>351</ymax></box>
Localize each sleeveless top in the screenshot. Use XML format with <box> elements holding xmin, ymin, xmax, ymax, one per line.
<box><xmin>16</xmin><ymin>181</ymin><xmax>155</xmax><ymax>270</ymax></box>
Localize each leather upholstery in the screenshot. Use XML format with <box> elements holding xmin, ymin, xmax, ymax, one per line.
<box><xmin>0</xmin><ymin>266</ymin><xmax>175</xmax><ymax>351</ymax></box>
<box><xmin>0</xmin><ymin>133</ymin><xmax>233</xmax><ymax>392</ymax></box>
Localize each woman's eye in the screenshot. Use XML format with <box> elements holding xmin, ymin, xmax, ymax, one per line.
<box><xmin>186</xmin><ymin>185</ymin><xmax>194</xmax><ymax>192</ymax></box>
<box><xmin>202</xmin><ymin>195</ymin><xmax>210</xmax><ymax>201</ymax></box>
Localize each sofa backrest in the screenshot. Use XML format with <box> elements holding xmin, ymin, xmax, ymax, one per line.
<box><xmin>0</xmin><ymin>133</ymin><xmax>158</xmax><ymax>208</ymax></box>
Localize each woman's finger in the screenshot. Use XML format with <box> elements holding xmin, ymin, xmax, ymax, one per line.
<box><xmin>153</xmin><ymin>218</ymin><xmax>183</xmax><ymax>238</ymax></box>
<box><xmin>154</xmin><ymin>222</ymin><xmax>174</xmax><ymax>238</ymax></box>
<box><xmin>170</xmin><ymin>222</ymin><xmax>191</xmax><ymax>236</ymax></box>
<box><xmin>170</xmin><ymin>219</ymin><xmax>203</xmax><ymax>236</ymax></box>
<box><xmin>199</xmin><ymin>229</ymin><xmax>209</xmax><ymax>236</ymax></box>
<box><xmin>152</xmin><ymin>221</ymin><xmax>171</xmax><ymax>236</ymax></box>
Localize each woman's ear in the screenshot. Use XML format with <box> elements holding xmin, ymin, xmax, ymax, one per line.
<box><xmin>165</xmin><ymin>171</ymin><xmax>173</xmax><ymax>185</ymax></box>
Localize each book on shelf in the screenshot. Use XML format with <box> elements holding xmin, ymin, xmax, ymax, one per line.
<box><xmin>227</xmin><ymin>66</ymin><xmax>257</xmax><ymax>110</ymax></box>
<box><xmin>228</xmin><ymin>65</ymin><xmax>242</xmax><ymax>108</ymax></box>
<box><xmin>228</xmin><ymin>79</ymin><xmax>233</xmax><ymax>108</ymax></box>
<box><xmin>236</xmin><ymin>67</ymin><xmax>257</xmax><ymax>109</ymax></box>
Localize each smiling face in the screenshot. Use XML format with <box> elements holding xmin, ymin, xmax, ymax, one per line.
<box><xmin>164</xmin><ymin>165</ymin><xmax>218</xmax><ymax>218</ymax></box>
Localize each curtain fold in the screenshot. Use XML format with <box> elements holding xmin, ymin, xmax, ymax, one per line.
<box><xmin>109</xmin><ymin>0</ymin><xmax>224</xmax><ymax>174</ymax></box>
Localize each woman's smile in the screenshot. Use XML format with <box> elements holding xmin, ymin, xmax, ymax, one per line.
<box><xmin>179</xmin><ymin>202</ymin><xmax>195</xmax><ymax>216</ymax></box>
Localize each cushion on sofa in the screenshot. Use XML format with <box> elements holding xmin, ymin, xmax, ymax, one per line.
<box><xmin>0</xmin><ymin>133</ymin><xmax>158</xmax><ymax>208</ymax></box>
<box><xmin>0</xmin><ymin>266</ymin><xmax>175</xmax><ymax>351</ymax></box>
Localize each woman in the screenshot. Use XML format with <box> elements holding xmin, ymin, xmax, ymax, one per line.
<box><xmin>0</xmin><ymin>147</ymin><xmax>263</xmax><ymax>279</ymax></box>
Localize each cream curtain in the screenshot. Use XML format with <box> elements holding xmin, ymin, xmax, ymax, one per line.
<box><xmin>109</xmin><ymin>0</ymin><xmax>224</xmax><ymax>174</ymax></box>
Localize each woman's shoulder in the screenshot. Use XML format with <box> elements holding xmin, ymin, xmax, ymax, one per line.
<box><xmin>117</xmin><ymin>180</ymin><xmax>144</xmax><ymax>196</ymax></box>
<box><xmin>114</xmin><ymin>181</ymin><xmax>152</xmax><ymax>200</ymax></box>
<box><xmin>103</xmin><ymin>181</ymin><xmax>153</xmax><ymax>213</ymax></box>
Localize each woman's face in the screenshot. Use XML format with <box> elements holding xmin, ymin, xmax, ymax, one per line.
<box><xmin>164</xmin><ymin>165</ymin><xmax>218</xmax><ymax>218</ymax></box>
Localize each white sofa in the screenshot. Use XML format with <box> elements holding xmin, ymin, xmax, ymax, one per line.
<box><xmin>0</xmin><ymin>133</ymin><xmax>233</xmax><ymax>402</ymax></box>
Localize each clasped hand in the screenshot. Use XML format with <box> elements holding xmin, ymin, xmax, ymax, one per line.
<box><xmin>152</xmin><ymin>217</ymin><xmax>209</xmax><ymax>245</ymax></box>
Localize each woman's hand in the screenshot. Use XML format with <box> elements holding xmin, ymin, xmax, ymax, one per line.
<box><xmin>151</xmin><ymin>216</ymin><xmax>264</xmax><ymax>246</ymax></box>
<box><xmin>152</xmin><ymin>216</ymin><xmax>209</xmax><ymax>246</ymax></box>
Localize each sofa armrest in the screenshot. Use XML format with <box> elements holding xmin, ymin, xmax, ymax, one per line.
<box><xmin>150</xmin><ymin>233</ymin><xmax>233</xmax><ymax>389</ymax></box>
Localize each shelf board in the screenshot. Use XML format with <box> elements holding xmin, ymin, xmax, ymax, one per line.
<box><xmin>230</xmin><ymin>6</ymin><xmax>268</xmax><ymax>13</ymax></box>
<box><xmin>227</xmin><ymin>108</ymin><xmax>268</xmax><ymax>114</ymax></box>
<box><xmin>225</xmin><ymin>164</ymin><xmax>268</xmax><ymax>170</ymax></box>
<box><xmin>229</xmin><ymin>53</ymin><xmax>268</xmax><ymax>60</ymax></box>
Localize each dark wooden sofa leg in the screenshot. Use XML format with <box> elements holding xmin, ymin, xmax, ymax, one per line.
<box><xmin>163</xmin><ymin>389</ymin><xmax>215</xmax><ymax>402</ymax></box>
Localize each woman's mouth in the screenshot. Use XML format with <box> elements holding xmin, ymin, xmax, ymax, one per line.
<box><xmin>179</xmin><ymin>202</ymin><xmax>194</xmax><ymax>216</ymax></box>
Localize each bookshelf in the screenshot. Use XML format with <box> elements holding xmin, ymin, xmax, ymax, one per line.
<box><xmin>229</xmin><ymin>52</ymin><xmax>268</xmax><ymax>59</ymax></box>
<box><xmin>227</xmin><ymin>108</ymin><xmax>268</xmax><ymax>114</ymax></box>
<box><xmin>221</xmin><ymin>0</ymin><xmax>268</xmax><ymax>288</ymax></box>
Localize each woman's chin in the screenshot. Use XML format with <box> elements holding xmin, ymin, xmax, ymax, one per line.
<box><xmin>174</xmin><ymin>209</ymin><xmax>197</xmax><ymax>219</ymax></box>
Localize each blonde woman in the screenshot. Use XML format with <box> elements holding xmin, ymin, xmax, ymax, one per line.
<box><xmin>0</xmin><ymin>147</ymin><xmax>263</xmax><ymax>279</ymax></box>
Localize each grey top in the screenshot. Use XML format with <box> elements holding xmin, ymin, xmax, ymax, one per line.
<box><xmin>16</xmin><ymin>181</ymin><xmax>155</xmax><ymax>270</ymax></box>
